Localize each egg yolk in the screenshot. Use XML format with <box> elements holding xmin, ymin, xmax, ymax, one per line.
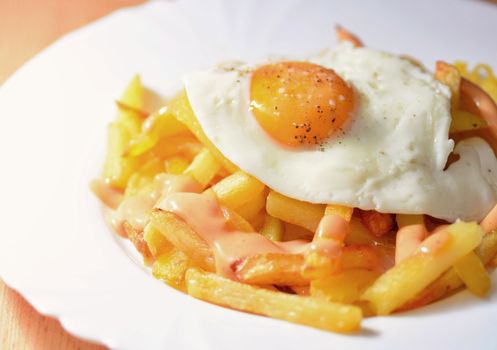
<box><xmin>250</xmin><ymin>61</ymin><xmax>355</xmax><ymax>147</ymax></box>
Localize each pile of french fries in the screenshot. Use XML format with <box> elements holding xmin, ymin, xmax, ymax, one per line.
<box><xmin>94</xmin><ymin>56</ymin><xmax>497</xmax><ymax>334</ymax></box>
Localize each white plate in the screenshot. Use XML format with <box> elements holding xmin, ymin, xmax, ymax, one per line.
<box><xmin>1</xmin><ymin>0</ymin><xmax>497</xmax><ymax>349</ymax></box>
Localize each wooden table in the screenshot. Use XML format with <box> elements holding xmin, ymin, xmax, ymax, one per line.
<box><xmin>0</xmin><ymin>1</ymin><xmax>142</xmax><ymax>349</ymax></box>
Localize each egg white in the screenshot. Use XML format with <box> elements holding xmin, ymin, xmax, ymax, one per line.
<box><xmin>184</xmin><ymin>44</ymin><xmax>497</xmax><ymax>222</ymax></box>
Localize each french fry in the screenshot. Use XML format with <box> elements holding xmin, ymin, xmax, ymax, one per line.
<box><xmin>123</xmin><ymin>221</ymin><xmax>152</xmax><ymax>262</ymax></box>
<box><xmin>150</xmin><ymin>209</ymin><xmax>215</xmax><ymax>271</ymax></box>
<box><xmin>282</xmin><ymin>222</ymin><xmax>314</xmax><ymax>241</ymax></box>
<box><xmin>435</xmin><ymin>61</ymin><xmax>461</xmax><ymax>111</ymax></box>
<box><xmin>453</xmin><ymin>251</ymin><xmax>491</xmax><ymax>297</ymax></box>
<box><xmin>248</xmin><ymin>210</ymin><xmax>267</xmax><ymax>232</ymax></box>
<box><xmin>164</xmin><ymin>156</ymin><xmax>190</xmax><ymax>175</ymax></box>
<box><xmin>266</xmin><ymin>190</ymin><xmax>325</xmax><ymax>232</ymax></box>
<box><xmin>359</xmin><ymin>210</ymin><xmax>395</xmax><ymax>237</ymax></box>
<box><xmin>477</xmin><ymin>229</ymin><xmax>497</xmax><ymax>263</ymax></box>
<box><xmin>260</xmin><ymin>215</ymin><xmax>283</xmax><ymax>242</ymax></box>
<box><xmin>341</xmin><ymin>245</ymin><xmax>380</xmax><ymax>271</ymax></box>
<box><xmin>311</xmin><ymin>269</ymin><xmax>379</xmax><ymax>304</ymax></box>
<box><xmin>291</xmin><ymin>286</ymin><xmax>310</xmax><ymax>296</ymax></box>
<box><xmin>221</xmin><ymin>205</ymin><xmax>255</xmax><ymax>233</ymax></box>
<box><xmin>395</xmin><ymin>224</ymin><xmax>428</xmax><ymax>264</ymax></box>
<box><xmin>121</xmin><ymin>75</ymin><xmax>144</xmax><ymax>110</ymax></box>
<box><xmin>211</xmin><ymin>170</ymin><xmax>265</xmax><ymax>210</ymax></box>
<box><xmin>89</xmin><ymin>179</ymin><xmax>123</xmax><ymax>210</ymax></box>
<box><xmin>303</xmin><ymin>245</ymin><xmax>381</xmax><ymax>279</ymax></box>
<box><xmin>460</xmin><ymin>78</ymin><xmax>497</xmax><ymax>140</ymax></box>
<box><xmin>325</xmin><ymin>204</ymin><xmax>353</xmax><ymax>222</ymax></box>
<box><xmin>396</xmin><ymin>214</ymin><xmax>424</xmax><ymax>228</ymax></box>
<box><xmin>403</xmin><ymin>229</ymin><xmax>497</xmax><ymax>310</ymax></box>
<box><xmin>168</xmin><ymin>91</ymin><xmax>238</xmax><ymax>172</ymax></box>
<box><xmin>102</xmin><ymin>122</ymin><xmax>140</xmax><ymax>189</ymax></box>
<box><xmin>116</xmin><ymin>75</ymin><xmax>146</xmax><ymax>137</ymax></box>
<box><xmin>234</xmin><ymin>188</ymin><xmax>268</xmax><ymax>221</ymax></box>
<box><xmin>345</xmin><ymin>217</ymin><xmax>395</xmax><ymax>247</ymax></box>
<box><xmin>185</xmin><ymin>268</ymin><xmax>362</xmax><ymax>333</ymax></box>
<box><xmin>235</xmin><ymin>245</ymin><xmax>380</xmax><ymax>287</ymax></box>
<box><xmin>126</xmin><ymin>109</ymin><xmax>188</xmax><ymax>157</ymax></box>
<box><xmin>302</xmin><ymin>250</ymin><xmax>341</xmax><ymax>280</ymax></box>
<box><xmin>450</xmin><ymin>110</ymin><xmax>487</xmax><ymax>133</ymax></box>
<box><xmin>302</xmin><ymin>215</ymin><xmax>349</xmax><ymax>279</ymax></box>
<box><xmin>152</xmin><ymin>134</ymin><xmax>202</xmax><ymax>160</ymax></box>
<box><xmin>184</xmin><ymin>148</ymin><xmax>221</xmax><ymax>188</ymax></box>
<box><xmin>143</xmin><ymin>222</ymin><xmax>172</xmax><ymax>258</ymax></box>
<box><xmin>153</xmin><ymin>249</ymin><xmax>193</xmax><ymax>291</ymax></box>
<box><xmin>335</xmin><ymin>25</ymin><xmax>363</xmax><ymax>47</ymax></box>
<box><xmin>400</xmin><ymin>268</ymin><xmax>462</xmax><ymax>311</ymax></box>
<box><xmin>125</xmin><ymin>157</ymin><xmax>164</xmax><ymax>196</ymax></box>
<box><xmin>361</xmin><ymin>221</ymin><xmax>483</xmax><ymax>315</ymax></box>
<box><xmin>235</xmin><ymin>253</ymin><xmax>308</xmax><ymax>286</ymax></box>
<box><xmin>151</xmin><ymin>204</ymin><xmax>257</xmax><ymax>270</ymax></box>
<box><xmin>480</xmin><ymin>204</ymin><xmax>497</xmax><ymax>233</ymax></box>
<box><xmin>116</xmin><ymin>100</ymin><xmax>147</xmax><ymax>119</ymax></box>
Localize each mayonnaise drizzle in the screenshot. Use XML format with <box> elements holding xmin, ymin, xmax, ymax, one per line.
<box><xmin>110</xmin><ymin>174</ymin><xmax>201</xmax><ymax>236</ymax></box>
<box><xmin>157</xmin><ymin>191</ymin><xmax>308</xmax><ymax>278</ymax></box>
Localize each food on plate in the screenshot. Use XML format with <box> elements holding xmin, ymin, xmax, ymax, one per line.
<box><xmin>92</xmin><ymin>27</ymin><xmax>497</xmax><ymax>333</ymax></box>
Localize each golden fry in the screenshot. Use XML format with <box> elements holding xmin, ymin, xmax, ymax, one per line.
<box><xmin>282</xmin><ymin>222</ymin><xmax>314</xmax><ymax>241</ymax></box>
<box><xmin>341</xmin><ymin>245</ymin><xmax>380</xmax><ymax>271</ymax></box>
<box><xmin>260</xmin><ymin>215</ymin><xmax>283</xmax><ymax>242</ymax></box>
<box><xmin>335</xmin><ymin>25</ymin><xmax>363</xmax><ymax>47</ymax></box>
<box><xmin>435</xmin><ymin>61</ymin><xmax>461</xmax><ymax>110</ymax></box>
<box><xmin>126</xmin><ymin>109</ymin><xmax>188</xmax><ymax>157</ymax></box>
<box><xmin>186</xmin><ymin>268</ymin><xmax>362</xmax><ymax>333</ymax></box>
<box><xmin>346</xmin><ymin>218</ymin><xmax>395</xmax><ymax>247</ymax></box>
<box><xmin>234</xmin><ymin>188</ymin><xmax>268</xmax><ymax>221</ymax></box>
<box><xmin>453</xmin><ymin>251</ymin><xmax>491</xmax><ymax>297</ymax></box>
<box><xmin>360</xmin><ymin>210</ymin><xmax>394</xmax><ymax>237</ymax></box>
<box><xmin>396</xmin><ymin>214</ymin><xmax>424</xmax><ymax>228</ymax></box>
<box><xmin>164</xmin><ymin>156</ymin><xmax>190</xmax><ymax>175</ymax></box>
<box><xmin>168</xmin><ymin>91</ymin><xmax>238</xmax><ymax>172</ymax></box>
<box><xmin>221</xmin><ymin>205</ymin><xmax>255</xmax><ymax>233</ymax></box>
<box><xmin>153</xmin><ymin>249</ymin><xmax>193</xmax><ymax>291</ymax></box>
<box><xmin>143</xmin><ymin>222</ymin><xmax>172</xmax><ymax>258</ymax></box>
<box><xmin>266</xmin><ymin>190</ymin><xmax>325</xmax><ymax>232</ymax></box>
<box><xmin>235</xmin><ymin>253</ymin><xmax>308</xmax><ymax>286</ymax></box>
<box><xmin>311</xmin><ymin>269</ymin><xmax>380</xmax><ymax>304</ymax></box>
<box><xmin>150</xmin><ymin>209</ymin><xmax>215</xmax><ymax>271</ymax></box>
<box><xmin>362</xmin><ymin>222</ymin><xmax>483</xmax><ymax>315</ymax></box>
<box><xmin>404</xmin><ymin>229</ymin><xmax>497</xmax><ymax>309</ymax></box>
<box><xmin>123</xmin><ymin>221</ymin><xmax>152</xmax><ymax>262</ymax></box>
<box><xmin>184</xmin><ymin>148</ymin><xmax>221</xmax><ymax>187</ymax></box>
<box><xmin>102</xmin><ymin>122</ymin><xmax>140</xmax><ymax>189</ymax></box>
<box><xmin>325</xmin><ymin>204</ymin><xmax>353</xmax><ymax>221</ymax></box>
<box><xmin>450</xmin><ymin>110</ymin><xmax>487</xmax><ymax>133</ymax></box>
<box><xmin>211</xmin><ymin>170</ymin><xmax>266</xmax><ymax>210</ymax></box>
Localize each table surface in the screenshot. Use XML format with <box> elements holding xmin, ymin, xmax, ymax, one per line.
<box><xmin>1</xmin><ymin>0</ymin><xmax>497</xmax><ymax>349</ymax></box>
<box><xmin>0</xmin><ymin>1</ymin><xmax>142</xmax><ymax>349</ymax></box>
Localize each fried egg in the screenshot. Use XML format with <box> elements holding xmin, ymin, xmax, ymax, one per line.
<box><xmin>184</xmin><ymin>43</ymin><xmax>497</xmax><ymax>222</ymax></box>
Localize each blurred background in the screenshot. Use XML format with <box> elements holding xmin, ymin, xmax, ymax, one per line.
<box><xmin>0</xmin><ymin>0</ymin><xmax>144</xmax><ymax>83</ymax></box>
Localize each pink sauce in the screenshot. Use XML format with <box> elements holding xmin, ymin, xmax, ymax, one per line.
<box><xmin>416</xmin><ymin>229</ymin><xmax>450</xmax><ymax>255</ymax></box>
<box><xmin>480</xmin><ymin>203</ymin><xmax>497</xmax><ymax>233</ymax></box>
<box><xmin>90</xmin><ymin>179</ymin><xmax>123</xmax><ymax>210</ymax></box>
<box><xmin>308</xmin><ymin>214</ymin><xmax>349</xmax><ymax>258</ymax></box>
<box><xmin>157</xmin><ymin>191</ymin><xmax>308</xmax><ymax>278</ymax></box>
<box><xmin>110</xmin><ymin>174</ymin><xmax>201</xmax><ymax>236</ymax></box>
<box><xmin>395</xmin><ymin>224</ymin><xmax>427</xmax><ymax>264</ymax></box>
